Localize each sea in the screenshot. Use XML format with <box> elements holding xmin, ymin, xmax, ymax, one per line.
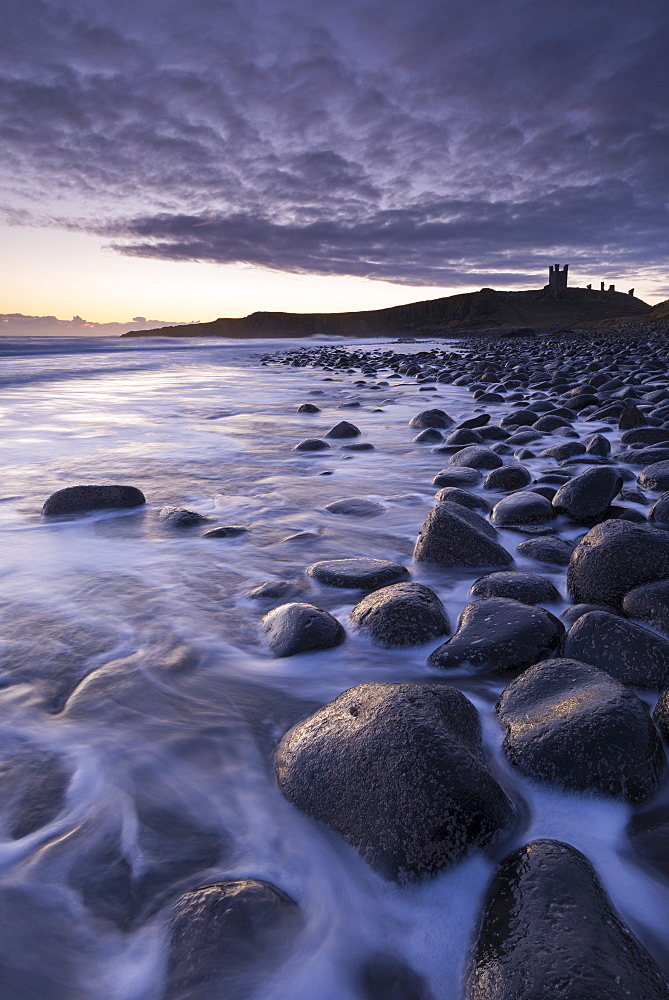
<box><xmin>0</xmin><ymin>334</ymin><xmax>667</xmax><ymax>999</ymax></box>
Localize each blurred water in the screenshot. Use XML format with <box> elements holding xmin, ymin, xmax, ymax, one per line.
<box><xmin>0</xmin><ymin>335</ymin><xmax>667</xmax><ymax>999</ymax></box>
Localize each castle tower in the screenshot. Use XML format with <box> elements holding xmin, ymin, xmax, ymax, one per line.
<box><xmin>547</xmin><ymin>263</ymin><xmax>568</xmax><ymax>298</ymax></box>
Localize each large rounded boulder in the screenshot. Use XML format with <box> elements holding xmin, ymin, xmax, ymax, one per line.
<box><xmin>560</xmin><ymin>609</ymin><xmax>669</xmax><ymax>688</ymax></box>
<box><xmin>496</xmin><ymin>658</ymin><xmax>664</xmax><ymax>801</ymax></box>
<box><xmin>307</xmin><ymin>558</ymin><xmax>410</xmax><ymax>591</ymax></box>
<box><xmin>42</xmin><ymin>484</ymin><xmax>146</xmax><ymax>516</ymax></box>
<box><xmin>414</xmin><ymin>502</ymin><xmax>512</xmax><ymax>569</ymax></box>
<box><xmin>551</xmin><ymin>466</ymin><xmax>623</xmax><ymax>524</ymax></box>
<box><xmin>350</xmin><ymin>583</ymin><xmax>449</xmax><ymax>647</ymax></box>
<box><xmin>429</xmin><ymin>598</ymin><xmax>563</xmax><ymax>674</ymax></box>
<box><xmin>567</xmin><ymin>519</ymin><xmax>669</xmax><ymax>607</ymax></box>
<box><xmin>469</xmin><ymin>572</ymin><xmax>560</xmax><ymax>605</ymax></box>
<box><xmin>466</xmin><ymin>840</ymin><xmax>669</xmax><ymax>1000</ymax></box>
<box><xmin>275</xmin><ymin>683</ymin><xmax>515</xmax><ymax>883</ymax></box>
<box><xmin>261</xmin><ymin>603</ymin><xmax>345</xmax><ymax>657</ymax></box>
<box><xmin>623</xmin><ymin>580</ymin><xmax>669</xmax><ymax>636</ymax></box>
<box><xmin>449</xmin><ymin>445</ymin><xmax>503</xmax><ymax>470</ymax></box>
<box><xmin>165</xmin><ymin>880</ymin><xmax>302</xmax><ymax>1000</ymax></box>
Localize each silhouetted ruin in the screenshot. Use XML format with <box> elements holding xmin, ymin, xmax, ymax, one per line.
<box><xmin>546</xmin><ymin>263</ymin><xmax>569</xmax><ymax>298</ymax></box>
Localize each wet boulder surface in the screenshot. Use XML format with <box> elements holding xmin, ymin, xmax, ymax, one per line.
<box><xmin>350</xmin><ymin>582</ymin><xmax>449</xmax><ymax>647</ymax></box>
<box><xmin>491</xmin><ymin>491</ymin><xmax>554</xmax><ymax>526</ymax></box>
<box><xmin>414</xmin><ymin>502</ymin><xmax>513</xmax><ymax>569</ymax></box>
<box><xmin>429</xmin><ymin>598</ymin><xmax>564</xmax><ymax>674</ymax></box>
<box><xmin>275</xmin><ymin>683</ymin><xmax>516</xmax><ymax>883</ymax></box>
<box><xmin>567</xmin><ymin>520</ymin><xmax>669</xmax><ymax>607</ymax></box>
<box><xmin>466</xmin><ymin>839</ymin><xmax>669</xmax><ymax>1000</ymax></box>
<box><xmin>165</xmin><ymin>879</ymin><xmax>303</xmax><ymax>1000</ymax></box>
<box><xmin>261</xmin><ymin>602</ymin><xmax>345</xmax><ymax>656</ymax></box>
<box><xmin>551</xmin><ymin>466</ymin><xmax>623</xmax><ymax>524</ymax></box>
<box><xmin>560</xmin><ymin>609</ymin><xmax>669</xmax><ymax>688</ymax></box>
<box><xmin>496</xmin><ymin>658</ymin><xmax>664</xmax><ymax>801</ymax></box>
<box><xmin>42</xmin><ymin>484</ymin><xmax>146</xmax><ymax>516</ymax></box>
<box><xmin>469</xmin><ymin>571</ymin><xmax>561</xmax><ymax>605</ymax></box>
<box><xmin>623</xmin><ymin>580</ymin><xmax>669</xmax><ymax>635</ymax></box>
<box><xmin>307</xmin><ymin>557</ymin><xmax>410</xmax><ymax>590</ymax></box>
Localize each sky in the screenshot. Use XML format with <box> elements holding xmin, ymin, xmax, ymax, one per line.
<box><xmin>2</xmin><ymin>0</ymin><xmax>668</xmax><ymax>332</ymax></box>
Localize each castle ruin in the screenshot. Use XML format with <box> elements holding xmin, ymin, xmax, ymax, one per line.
<box><xmin>545</xmin><ymin>264</ymin><xmax>635</xmax><ymax>298</ymax></box>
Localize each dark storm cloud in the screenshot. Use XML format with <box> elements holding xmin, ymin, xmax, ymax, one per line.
<box><xmin>2</xmin><ymin>0</ymin><xmax>668</xmax><ymax>285</ymax></box>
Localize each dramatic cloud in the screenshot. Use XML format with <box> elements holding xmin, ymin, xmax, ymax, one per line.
<box><xmin>2</xmin><ymin>0</ymin><xmax>668</xmax><ymax>287</ymax></box>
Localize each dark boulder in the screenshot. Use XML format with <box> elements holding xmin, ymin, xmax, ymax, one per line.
<box><xmin>414</xmin><ymin>502</ymin><xmax>512</xmax><ymax>569</ymax></box>
<box><xmin>293</xmin><ymin>438</ymin><xmax>330</xmax><ymax>451</ymax></box>
<box><xmin>247</xmin><ymin>580</ymin><xmax>295</xmax><ymax>601</ymax></box>
<box><xmin>562</xmin><ymin>603</ymin><xmax>616</xmax><ymax>626</ymax></box>
<box><xmin>166</xmin><ymin>880</ymin><xmax>302</xmax><ymax>1000</ymax></box>
<box><xmin>275</xmin><ymin>683</ymin><xmax>515</xmax><ymax>883</ymax></box>
<box><xmin>465</xmin><ymin>839</ymin><xmax>669</xmax><ymax>1000</ymax></box>
<box><xmin>409</xmin><ymin>409</ymin><xmax>453</xmax><ymax>429</ymax></box>
<box><xmin>429</xmin><ymin>598</ymin><xmax>563</xmax><ymax>674</ymax></box>
<box><xmin>158</xmin><ymin>506</ymin><xmax>209</xmax><ymax>528</ymax></box>
<box><xmin>413</xmin><ymin>428</ymin><xmax>443</xmax><ymax>444</ymax></box>
<box><xmin>541</xmin><ymin>441</ymin><xmax>586</xmax><ymax>461</ymax></box>
<box><xmin>496</xmin><ymin>658</ymin><xmax>664</xmax><ymax>801</ymax></box>
<box><xmin>567</xmin><ymin>520</ymin><xmax>669</xmax><ymax>607</ymax></box>
<box><xmin>621</xmin><ymin>427</ymin><xmax>669</xmax><ymax>446</ymax></box>
<box><xmin>202</xmin><ymin>525</ymin><xmax>248</xmax><ymax>538</ymax></box>
<box><xmin>446</xmin><ymin>428</ymin><xmax>484</xmax><ymax>446</ymax></box>
<box><xmin>307</xmin><ymin>558</ymin><xmax>410</xmax><ymax>591</ymax></box>
<box><xmin>433</xmin><ymin>467</ymin><xmax>483</xmax><ymax>488</ymax></box>
<box><xmin>297</xmin><ymin>402</ymin><xmax>320</xmax><ymax>412</ymax></box>
<box><xmin>551</xmin><ymin>467</ymin><xmax>623</xmax><ymax>525</ymax></box>
<box><xmin>434</xmin><ymin>487</ymin><xmax>491</xmax><ymax>513</ymax></box>
<box><xmin>623</xmin><ymin>580</ymin><xmax>669</xmax><ymax>636</ymax></box>
<box><xmin>326</xmin><ymin>420</ymin><xmax>361</xmax><ymax>438</ymax></box>
<box><xmin>325</xmin><ymin>498</ymin><xmax>385</xmax><ymax>517</ymax></box>
<box><xmin>470</xmin><ymin>572</ymin><xmax>560</xmax><ymax>605</ymax></box>
<box><xmin>484</xmin><ymin>465</ymin><xmax>532</xmax><ymax>491</ymax></box>
<box><xmin>584</xmin><ymin>432</ymin><xmax>611</xmax><ymax>457</ymax></box>
<box><xmin>449</xmin><ymin>446</ymin><xmax>503</xmax><ymax>470</ymax></box>
<box><xmin>42</xmin><ymin>485</ymin><xmax>146</xmax><ymax>516</ymax></box>
<box><xmin>350</xmin><ymin>583</ymin><xmax>449</xmax><ymax>647</ymax></box>
<box><xmin>639</xmin><ymin>460</ymin><xmax>669</xmax><ymax>491</ymax></box>
<box><xmin>649</xmin><ymin>492</ymin><xmax>669</xmax><ymax>524</ymax></box>
<box><xmin>653</xmin><ymin>688</ymin><xmax>669</xmax><ymax>742</ymax></box>
<box><xmin>261</xmin><ymin>602</ymin><xmax>345</xmax><ymax>657</ymax></box>
<box><xmin>491</xmin><ymin>492</ymin><xmax>554</xmax><ymax>526</ymax></box>
<box><xmin>560</xmin><ymin>609</ymin><xmax>669</xmax><ymax>688</ymax></box>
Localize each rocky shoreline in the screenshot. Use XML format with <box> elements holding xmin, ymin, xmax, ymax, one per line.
<box><xmin>37</xmin><ymin>331</ymin><xmax>669</xmax><ymax>998</ymax></box>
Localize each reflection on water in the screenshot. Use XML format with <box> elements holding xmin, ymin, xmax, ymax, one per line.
<box><xmin>0</xmin><ymin>336</ymin><xmax>667</xmax><ymax>998</ymax></box>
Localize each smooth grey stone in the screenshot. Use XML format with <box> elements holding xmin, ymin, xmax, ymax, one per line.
<box><xmin>484</xmin><ymin>465</ymin><xmax>532</xmax><ymax>491</ymax></box>
<box><xmin>350</xmin><ymin>583</ymin><xmax>449</xmax><ymax>647</ymax></box>
<box><xmin>497</xmin><ymin>657</ymin><xmax>664</xmax><ymax>801</ymax></box>
<box><xmin>551</xmin><ymin>467</ymin><xmax>624</xmax><ymax>525</ymax></box>
<box><xmin>326</xmin><ymin>420</ymin><xmax>360</xmax><ymax>438</ymax></box>
<box><xmin>561</xmin><ymin>609</ymin><xmax>669</xmax><ymax>688</ymax></box>
<box><xmin>432</xmin><ymin>467</ymin><xmax>483</xmax><ymax>488</ymax></box>
<box><xmin>275</xmin><ymin>683</ymin><xmax>515</xmax><ymax>883</ymax></box>
<box><xmin>429</xmin><ymin>597</ymin><xmax>563</xmax><ymax>674</ymax></box>
<box><xmin>158</xmin><ymin>506</ymin><xmax>209</xmax><ymax>528</ymax></box>
<box><xmin>412</xmin><ymin>428</ymin><xmax>443</xmax><ymax>444</ymax></box>
<box><xmin>408</xmin><ymin>409</ymin><xmax>453</xmax><ymax>429</ymax></box>
<box><xmin>324</xmin><ymin>498</ymin><xmax>385</xmax><ymax>517</ymax></box>
<box><xmin>42</xmin><ymin>485</ymin><xmax>146</xmax><ymax>516</ymax></box>
<box><xmin>166</xmin><ymin>880</ymin><xmax>302</xmax><ymax>1000</ymax></box>
<box><xmin>470</xmin><ymin>571</ymin><xmax>560</xmax><ymax>605</ymax></box>
<box><xmin>414</xmin><ymin>502</ymin><xmax>512</xmax><ymax>569</ymax></box>
<box><xmin>639</xmin><ymin>460</ymin><xmax>669</xmax><ymax>491</ymax></box>
<box><xmin>297</xmin><ymin>403</ymin><xmax>320</xmax><ymax>412</ymax></box>
<box><xmin>567</xmin><ymin>520</ymin><xmax>669</xmax><ymax>607</ymax></box>
<box><xmin>247</xmin><ymin>581</ymin><xmax>294</xmax><ymax>600</ymax></box>
<box><xmin>261</xmin><ymin>603</ymin><xmax>345</xmax><ymax>657</ymax></box>
<box><xmin>201</xmin><ymin>525</ymin><xmax>248</xmax><ymax>538</ymax></box>
<box><xmin>449</xmin><ymin>445</ymin><xmax>504</xmax><ymax>470</ymax></box>
<box><xmin>434</xmin><ymin>487</ymin><xmax>491</xmax><ymax>513</ymax></box>
<box><xmin>292</xmin><ymin>438</ymin><xmax>330</xmax><ymax>451</ymax></box>
<box><xmin>465</xmin><ymin>840</ymin><xmax>669</xmax><ymax>1000</ymax></box>
<box><xmin>307</xmin><ymin>558</ymin><xmax>410</xmax><ymax>591</ymax></box>
<box><xmin>623</xmin><ymin>580</ymin><xmax>669</xmax><ymax>636</ymax></box>
<box><xmin>491</xmin><ymin>492</ymin><xmax>554</xmax><ymax>526</ymax></box>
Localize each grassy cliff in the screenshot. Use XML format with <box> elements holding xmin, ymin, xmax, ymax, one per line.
<box><xmin>121</xmin><ymin>286</ymin><xmax>651</xmax><ymax>339</ymax></box>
